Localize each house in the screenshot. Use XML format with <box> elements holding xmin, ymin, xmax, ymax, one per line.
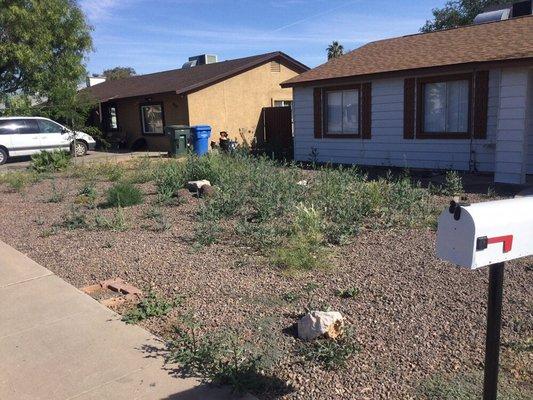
<box><xmin>84</xmin><ymin>52</ymin><xmax>308</xmax><ymax>151</ymax></box>
<box><xmin>282</xmin><ymin>15</ymin><xmax>533</xmax><ymax>184</ymax></box>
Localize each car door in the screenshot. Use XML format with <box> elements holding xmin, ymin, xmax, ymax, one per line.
<box><xmin>0</xmin><ymin>120</ymin><xmax>15</xmax><ymax>154</ymax></box>
<box><xmin>36</xmin><ymin>119</ymin><xmax>70</xmax><ymax>152</ymax></box>
<box><xmin>7</xmin><ymin>119</ymin><xmax>41</xmax><ymax>156</ymax></box>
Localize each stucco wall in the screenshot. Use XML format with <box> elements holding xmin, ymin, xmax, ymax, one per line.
<box><xmin>293</xmin><ymin>70</ymin><xmax>500</xmax><ymax>172</ymax></box>
<box><xmin>186</xmin><ymin>61</ymin><xmax>298</xmax><ymax>145</ymax></box>
<box><xmin>114</xmin><ymin>92</ymin><xmax>188</xmax><ymax>151</ymax></box>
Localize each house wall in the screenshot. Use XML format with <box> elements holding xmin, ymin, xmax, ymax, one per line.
<box><xmin>494</xmin><ymin>68</ymin><xmax>530</xmax><ymax>184</ymax></box>
<box><xmin>293</xmin><ymin>69</ymin><xmax>501</xmax><ymax>172</ymax></box>
<box><xmin>186</xmin><ymin>61</ymin><xmax>298</xmax><ymax>145</ymax></box>
<box><xmin>113</xmin><ymin>92</ymin><xmax>189</xmax><ymax>151</ymax></box>
<box><xmin>527</xmin><ymin>69</ymin><xmax>533</xmax><ymax>175</ymax></box>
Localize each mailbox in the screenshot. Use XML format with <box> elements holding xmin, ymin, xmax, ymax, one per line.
<box><xmin>437</xmin><ymin>197</ymin><xmax>533</xmax><ymax>269</ymax></box>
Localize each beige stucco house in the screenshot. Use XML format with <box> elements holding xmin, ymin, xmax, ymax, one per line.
<box><xmin>84</xmin><ymin>52</ymin><xmax>308</xmax><ymax>151</ymax></box>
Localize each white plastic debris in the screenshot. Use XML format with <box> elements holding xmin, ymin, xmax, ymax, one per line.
<box><xmin>297</xmin><ymin>311</ymin><xmax>344</xmax><ymax>340</ymax></box>
<box><xmin>187</xmin><ymin>180</ymin><xmax>211</xmax><ymax>191</ymax></box>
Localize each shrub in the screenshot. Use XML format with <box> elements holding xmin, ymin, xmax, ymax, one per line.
<box><xmin>30</xmin><ymin>150</ymin><xmax>71</xmax><ymax>173</ymax></box>
<box><xmin>154</xmin><ymin>161</ymin><xmax>186</xmax><ymax>200</ymax></box>
<box><xmin>80</xmin><ymin>126</ymin><xmax>109</xmax><ymax>150</ymax></box>
<box><xmin>75</xmin><ymin>182</ymin><xmax>98</xmax><ymax>207</ymax></box>
<box><xmin>122</xmin><ymin>292</ymin><xmax>182</xmax><ymax>324</ymax></box>
<box><xmin>106</xmin><ymin>181</ymin><xmax>143</xmax><ymax>207</ymax></box>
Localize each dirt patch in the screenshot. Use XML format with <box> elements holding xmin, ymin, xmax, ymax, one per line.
<box><xmin>0</xmin><ymin>173</ymin><xmax>531</xmax><ymax>399</ymax></box>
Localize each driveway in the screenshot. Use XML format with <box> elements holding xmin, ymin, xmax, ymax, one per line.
<box><xmin>0</xmin><ymin>240</ymin><xmax>246</xmax><ymax>400</ymax></box>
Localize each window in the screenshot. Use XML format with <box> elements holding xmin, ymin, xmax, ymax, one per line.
<box><xmin>325</xmin><ymin>88</ymin><xmax>359</xmax><ymax>136</ymax></box>
<box><xmin>273</xmin><ymin>100</ymin><xmax>292</xmax><ymax>107</ymax></box>
<box><xmin>37</xmin><ymin>119</ymin><xmax>62</xmax><ymax>133</ymax></box>
<box><xmin>417</xmin><ymin>74</ymin><xmax>472</xmax><ymax>138</ymax></box>
<box><xmin>140</xmin><ymin>103</ymin><xmax>164</xmax><ymax>135</ymax></box>
<box><xmin>0</xmin><ymin>119</ymin><xmax>39</xmax><ymax>134</ymax></box>
<box><xmin>108</xmin><ymin>106</ymin><xmax>118</xmax><ymax>130</ymax></box>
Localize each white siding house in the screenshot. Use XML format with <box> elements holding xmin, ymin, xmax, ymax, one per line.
<box><xmin>283</xmin><ymin>16</ymin><xmax>533</xmax><ymax>185</ymax></box>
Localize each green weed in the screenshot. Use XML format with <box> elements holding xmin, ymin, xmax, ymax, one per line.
<box><xmin>335</xmin><ymin>287</ymin><xmax>359</xmax><ymax>299</ymax></box>
<box><xmin>45</xmin><ymin>181</ymin><xmax>64</xmax><ymax>203</ymax></box>
<box><xmin>122</xmin><ymin>292</ymin><xmax>182</xmax><ymax>324</ymax></box>
<box><xmin>30</xmin><ymin>150</ymin><xmax>71</xmax><ymax>173</ymax></box>
<box><xmin>106</xmin><ymin>181</ymin><xmax>143</xmax><ymax>207</ymax></box>
<box><xmin>299</xmin><ymin>330</ymin><xmax>358</xmax><ymax>371</ymax></box>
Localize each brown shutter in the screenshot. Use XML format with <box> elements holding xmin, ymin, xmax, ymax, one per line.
<box><xmin>361</xmin><ymin>82</ymin><xmax>372</xmax><ymax>139</ymax></box>
<box><xmin>313</xmin><ymin>87</ymin><xmax>323</xmax><ymax>138</ymax></box>
<box><xmin>403</xmin><ymin>78</ymin><xmax>415</xmax><ymax>139</ymax></box>
<box><xmin>473</xmin><ymin>70</ymin><xmax>489</xmax><ymax>139</ymax></box>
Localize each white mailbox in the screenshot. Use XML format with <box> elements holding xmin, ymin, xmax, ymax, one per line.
<box><xmin>437</xmin><ymin>197</ymin><xmax>533</xmax><ymax>269</ymax></box>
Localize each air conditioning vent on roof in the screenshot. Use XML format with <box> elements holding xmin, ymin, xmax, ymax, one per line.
<box><xmin>474</xmin><ymin>8</ymin><xmax>511</xmax><ymax>24</ymax></box>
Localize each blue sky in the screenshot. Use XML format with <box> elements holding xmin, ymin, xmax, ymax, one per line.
<box><xmin>80</xmin><ymin>0</ymin><xmax>447</xmax><ymax>75</ymax></box>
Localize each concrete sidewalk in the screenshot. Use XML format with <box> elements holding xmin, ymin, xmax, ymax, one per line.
<box><xmin>0</xmin><ymin>241</ymin><xmax>241</xmax><ymax>400</ymax></box>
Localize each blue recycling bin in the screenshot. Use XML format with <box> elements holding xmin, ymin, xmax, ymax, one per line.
<box><xmin>191</xmin><ymin>125</ymin><xmax>211</xmax><ymax>156</ymax></box>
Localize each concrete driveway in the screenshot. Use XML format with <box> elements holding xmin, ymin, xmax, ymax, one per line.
<box><xmin>0</xmin><ymin>241</ymin><xmax>245</xmax><ymax>400</ymax></box>
<box><xmin>0</xmin><ymin>151</ymin><xmax>168</xmax><ymax>172</ymax></box>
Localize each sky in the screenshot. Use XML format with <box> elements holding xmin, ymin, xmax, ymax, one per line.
<box><xmin>80</xmin><ymin>0</ymin><xmax>448</xmax><ymax>76</ymax></box>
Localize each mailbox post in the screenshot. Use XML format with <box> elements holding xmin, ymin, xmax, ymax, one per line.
<box><xmin>436</xmin><ymin>197</ymin><xmax>533</xmax><ymax>400</ymax></box>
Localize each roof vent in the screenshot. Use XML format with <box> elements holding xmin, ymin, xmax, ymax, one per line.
<box><xmin>474</xmin><ymin>8</ymin><xmax>511</xmax><ymax>24</ymax></box>
<box><xmin>182</xmin><ymin>60</ymin><xmax>198</xmax><ymax>69</ymax></box>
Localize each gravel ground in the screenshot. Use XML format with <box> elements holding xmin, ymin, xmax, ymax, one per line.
<box><xmin>0</xmin><ymin>174</ymin><xmax>531</xmax><ymax>399</ymax></box>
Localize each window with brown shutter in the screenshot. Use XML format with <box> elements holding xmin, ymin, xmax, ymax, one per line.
<box><xmin>404</xmin><ymin>78</ymin><xmax>415</xmax><ymax>139</ymax></box>
<box><xmin>361</xmin><ymin>82</ymin><xmax>372</xmax><ymax>139</ymax></box>
<box><xmin>313</xmin><ymin>87</ymin><xmax>323</xmax><ymax>138</ymax></box>
<box><xmin>473</xmin><ymin>70</ymin><xmax>489</xmax><ymax>139</ymax></box>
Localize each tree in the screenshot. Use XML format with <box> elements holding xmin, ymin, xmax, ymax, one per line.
<box><xmin>0</xmin><ymin>0</ymin><xmax>93</xmax><ymax>96</ymax></box>
<box><xmin>103</xmin><ymin>67</ymin><xmax>136</xmax><ymax>81</ymax></box>
<box><xmin>421</xmin><ymin>0</ymin><xmax>508</xmax><ymax>32</ymax></box>
<box><xmin>327</xmin><ymin>41</ymin><xmax>344</xmax><ymax>60</ymax></box>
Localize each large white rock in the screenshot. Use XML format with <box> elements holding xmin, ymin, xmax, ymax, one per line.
<box><xmin>187</xmin><ymin>180</ymin><xmax>211</xmax><ymax>191</ymax></box>
<box><xmin>297</xmin><ymin>311</ymin><xmax>344</xmax><ymax>340</ymax></box>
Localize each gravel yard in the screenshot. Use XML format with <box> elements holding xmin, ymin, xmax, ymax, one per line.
<box><xmin>0</xmin><ymin>157</ymin><xmax>531</xmax><ymax>400</ymax></box>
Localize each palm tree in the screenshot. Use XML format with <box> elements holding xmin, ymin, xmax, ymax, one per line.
<box><xmin>327</xmin><ymin>41</ymin><xmax>344</xmax><ymax>60</ymax></box>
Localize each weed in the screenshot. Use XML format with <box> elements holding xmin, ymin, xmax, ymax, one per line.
<box><xmin>40</xmin><ymin>227</ymin><xmax>58</xmax><ymax>238</ymax></box>
<box><xmin>154</xmin><ymin>161</ymin><xmax>186</xmax><ymax>200</ymax></box>
<box><xmin>418</xmin><ymin>372</ymin><xmax>531</xmax><ymax>400</ymax></box>
<box><xmin>442</xmin><ymin>170</ymin><xmax>464</xmax><ymax>196</ymax></box>
<box><xmin>30</xmin><ymin>150</ymin><xmax>71</xmax><ymax>173</ymax></box>
<box><xmin>0</xmin><ymin>171</ymin><xmax>38</xmax><ymax>192</ymax></box>
<box><xmin>282</xmin><ymin>292</ymin><xmax>300</xmax><ymax>303</ymax></box>
<box><xmin>144</xmin><ymin>206</ymin><xmax>171</xmax><ymax>231</ymax></box>
<box><xmin>75</xmin><ymin>182</ymin><xmax>98</xmax><ymax>207</ymax></box>
<box><xmin>336</xmin><ymin>287</ymin><xmax>359</xmax><ymax>299</ymax></box>
<box><xmin>45</xmin><ymin>181</ymin><xmax>64</xmax><ymax>203</ymax></box>
<box><xmin>106</xmin><ymin>181</ymin><xmax>143</xmax><ymax>207</ymax></box>
<box><xmin>60</xmin><ymin>206</ymin><xmax>88</xmax><ymax>230</ymax></box>
<box><xmin>94</xmin><ymin>207</ymin><xmax>128</xmax><ymax>231</ymax></box>
<box><xmin>127</xmin><ymin>156</ymin><xmax>155</xmax><ymax>183</ymax></box>
<box><xmin>122</xmin><ymin>292</ymin><xmax>182</xmax><ymax>324</ymax></box>
<box><xmin>101</xmin><ymin>162</ymin><xmax>125</xmax><ymax>182</ymax></box>
<box><xmin>168</xmin><ymin>315</ymin><xmax>278</xmax><ymax>395</ymax></box>
<box><xmin>194</xmin><ymin>204</ymin><xmax>221</xmax><ymax>246</ymax></box>
<box><xmin>273</xmin><ymin>205</ymin><xmax>327</xmax><ymax>272</ymax></box>
<box><xmin>299</xmin><ymin>330</ymin><xmax>358</xmax><ymax>371</ymax></box>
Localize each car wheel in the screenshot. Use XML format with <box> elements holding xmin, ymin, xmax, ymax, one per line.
<box><xmin>0</xmin><ymin>148</ymin><xmax>7</xmax><ymax>165</ymax></box>
<box><xmin>72</xmin><ymin>141</ymin><xmax>88</xmax><ymax>157</ymax></box>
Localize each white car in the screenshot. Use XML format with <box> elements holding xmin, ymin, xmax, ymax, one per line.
<box><xmin>0</xmin><ymin>117</ymin><xmax>97</xmax><ymax>165</ymax></box>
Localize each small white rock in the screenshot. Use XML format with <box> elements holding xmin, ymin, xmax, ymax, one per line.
<box><xmin>187</xmin><ymin>180</ymin><xmax>211</xmax><ymax>191</ymax></box>
<box><xmin>297</xmin><ymin>311</ymin><xmax>344</xmax><ymax>341</ymax></box>
<box><xmin>297</xmin><ymin>180</ymin><xmax>308</xmax><ymax>186</ymax></box>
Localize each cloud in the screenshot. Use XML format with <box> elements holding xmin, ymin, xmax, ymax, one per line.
<box><xmin>80</xmin><ymin>0</ymin><xmax>125</xmax><ymax>22</ymax></box>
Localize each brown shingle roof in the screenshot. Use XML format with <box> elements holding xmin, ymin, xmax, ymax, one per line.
<box><xmin>282</xmin><ymin>16</ymin><xmax>533</xmax><ymax>87</ymax></box>
<box><xmin>84</xmin><ymin>52</ymin><xmax>308</xmax><ymax>102</ymax></box>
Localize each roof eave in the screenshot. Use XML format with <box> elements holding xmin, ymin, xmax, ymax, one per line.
<box><xmin>281</xmin><ymin>57</ymin><xmax>533</xmax><ymax>88</ymax></box>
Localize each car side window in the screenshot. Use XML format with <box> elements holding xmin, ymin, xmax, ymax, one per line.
<box><xmin>0</xmin><ymin>120</ymin><xmax>24</xmax><ymax>134</ymax></box>
<box><xmin>19</xmin><ymin>119</ymin><xmax>40</xmax><ymax>134</ymax></box>
<box><xmin>37</xmin><ymin>119</ymin><xmax>63</xmax><ymax>133</ymax></box>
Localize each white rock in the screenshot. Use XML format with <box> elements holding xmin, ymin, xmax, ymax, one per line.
<box><xmin>297</xmin><ymin>311</ymin><xmax>344</xmax><ymax>341</ymax></box>
<box><xmin>187</xmin><ymin>180</ymin><xmax>211</xmax><ymax>191</ymax></box>
<box><xmin>297</xmin><ymin>180</ymin><xmax>308</xmax><ymax>186</ymax></box>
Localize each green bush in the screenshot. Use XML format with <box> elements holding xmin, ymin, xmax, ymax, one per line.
<box><xmin>299</xmin><ymin>330</ymin><xmax>359</xmax><ymax>371</ymax></box>
<box><xmin>30</xmin><ymin>150</ymin><xmax>71</xmax><ymax>173</ymax></box>
<box><xmin>105</xmin><ymin>181</ymin><xmax>143</xmax><ymax>207</ymax></box>
<box><xmin>442</xmin><ymin>170</ymin><xmax>464</xmax><ymax>196</ymax></box>
<box><xmin>80</xmin><ymin>126</ymin><xmax>109</xmax><ymax>150</ymax></box>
